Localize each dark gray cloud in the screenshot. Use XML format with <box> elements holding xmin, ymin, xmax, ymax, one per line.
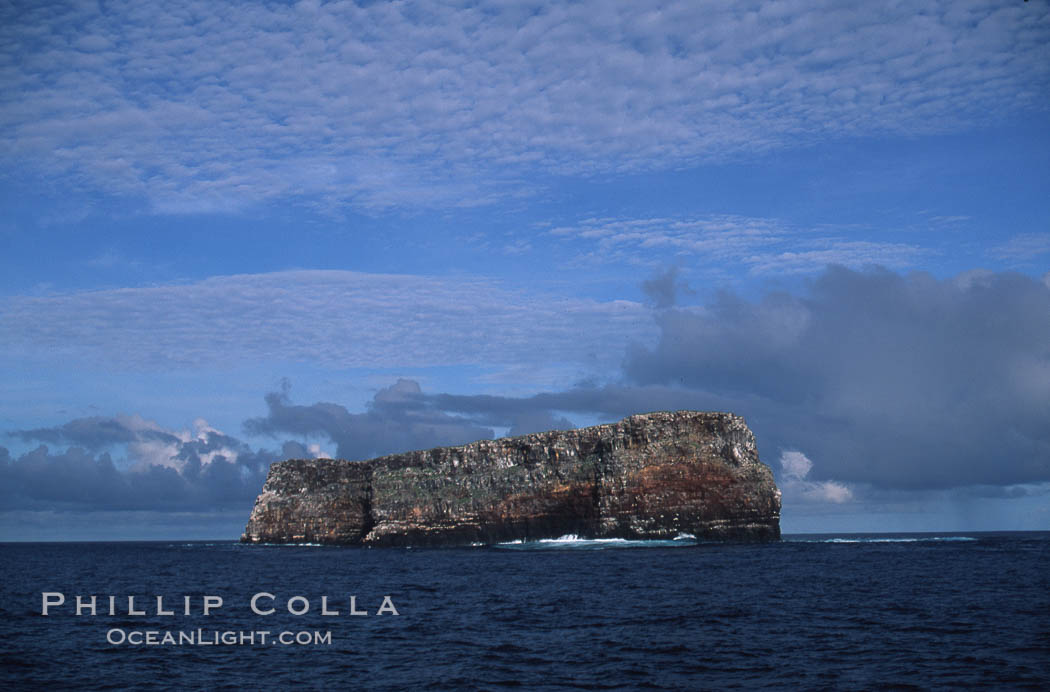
<box><xmin>620</xmin><ymin>266</ymin><xmax>1050</xmax><ymax>490</ymax></box>
<box><xmin>421</xmin><ymin>267</ymin><xmax>1050</xmax><ymax>492</ymax></box>
<box><xmin>243</xmin><ymin>379</ymin><xmax>495</xmax><ymax>461</ymax></box>
<box><xmin>14</xmin><ymin>416</ymin><xmax>179</xmax><ymax>450</ymax></box>
<box><xmin>506</xmin><ymin>411</ymin><xmax>576</xmax><ymax>437</ymax></box>
<box><xmin>244</xmin><ymin>378</ymin><xmax>581</xmax><ymax>456</ymax></box>
<box><xmin>14</xmin><ymin>417</ymin><xmax>139</xmax><ymax>448</ymax></box>
<box><xmin>426</xmin><ymin>383</ymin><xmax>714</xmax><ymax>424</ymax></box>
<box><xmin>642</xmin><ymin>266</ymin><xmax>692</xmax><ymax>309</ymax></box>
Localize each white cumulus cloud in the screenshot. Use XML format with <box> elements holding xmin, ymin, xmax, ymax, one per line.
<box><xmin>779</xmin><ymin>450</ymin><xmax>853</xmax><ymax>504</ymax></box>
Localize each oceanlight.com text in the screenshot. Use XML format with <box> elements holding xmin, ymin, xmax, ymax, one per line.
<box><xmin>106</xmin><ymin>628</ymin><xmax>333</xmax><ymax>646</ymax></box>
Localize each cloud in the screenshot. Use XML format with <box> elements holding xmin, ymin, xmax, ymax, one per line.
<box><xmin>2</xmin><ymin>1</ymin><xmax>1047</xmax><ymax>212</ymax></box>
<box><xmin>991</xmin><ymin>233</ymin><xmax>1050</xmax><ymax>262</ymax></box>
<box><xmin>622</xmin><ymin>266</ymin><xmax>1050</xmax><ymax>490</ymax></box>
<box><xmin>13</xmin><ymin>416</ymin><xmax>150</xmax><ymax>449</ymax></box>
<box><xmin>506</xmin><ymin>411</ymin><xmax>576</xmax><ymax>437</ymax></box>
<box><xmin>0</xmin><ymin>412</ymin><xmax>322</xmax><ymax>512</ymax></box>
<box><xmin>244</xmin><ymin>379</ymin><xmax>495</xmax><ymax>461</ymax></box>
<box><xmin>642</xmin><ymin>266</ymin><xmax>693</xmax><ymax>309</ymax></box>
<box><xmin>549</xmin><ymin>215</ymin><xmax>925</xmax><ymax>275</ymax></box>
<box><xmin>779</xmin><ymin>450</ymin><xmax>814</xmax><ymax>479</ymax></box>
<box><xmin>424</xmin><ymin>382</ymin><xmax>708</xmax><ymax>425</ymax></box>
<box><xmin>778</xmin><ymin>450</ymin><xmax>853</xmax><ymax>504</ymax></box>
<box><xmin>0</xmin><ymin>270</ymin><xmax>653</xmax><ymax>376</ymax></box>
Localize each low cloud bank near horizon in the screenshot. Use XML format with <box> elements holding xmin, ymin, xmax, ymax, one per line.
<box><xmin>1</xmin><ymin>416</ymin><xmax>323</xmax><ymax>512</ymax></box>
<box><xmin>3</xmin><ymin>266</ymin><xmax>1048</xmax><ymax>519</ymax></box>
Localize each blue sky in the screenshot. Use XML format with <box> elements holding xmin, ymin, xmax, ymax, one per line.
<box><xmin>1</xmin><ymin>0</ymin><xmax>1048</xmax><ymax>539</ymax></box>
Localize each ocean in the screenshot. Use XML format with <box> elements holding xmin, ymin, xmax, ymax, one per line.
<box><xmin>2</xmin><ymin>532</ymin><xmax>1048</xmax><ymax>690</ymax></box>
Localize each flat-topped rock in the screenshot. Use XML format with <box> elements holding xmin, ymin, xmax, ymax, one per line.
<box><xmin>241</xmin><ymin>411</ymin><xmax>781</xmax><ymax>546</ymax></box>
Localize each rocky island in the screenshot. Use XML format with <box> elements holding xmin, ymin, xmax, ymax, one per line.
<box><xmin>241</xmin><ymin>410</ymin><xmax>781</xmax><ymax>546</ymax></box>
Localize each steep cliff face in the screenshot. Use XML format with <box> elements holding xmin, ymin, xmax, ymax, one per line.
<box><xmin>241</xmin><ymin>411</ymin><xmax>781</xmax><ymax>546</ymax></box>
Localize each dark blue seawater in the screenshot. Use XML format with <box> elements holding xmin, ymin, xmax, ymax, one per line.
<box><xmin>2</xmin><ymin>532</ymin><xmax>1048</xmax><ymax>690</ymax></box>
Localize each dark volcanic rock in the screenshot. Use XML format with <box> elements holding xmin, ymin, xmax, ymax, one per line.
<box><xmin>241</xmin><ymin>411</ymin><xmax>781</xmax><ymax>546</ymax></box>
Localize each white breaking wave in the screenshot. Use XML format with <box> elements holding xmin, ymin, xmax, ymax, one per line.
<box><xmin>812</xmin><ymin>536</ymin><xmax>978</xmax><ymax>544</ymax></box>
<box><xmin>494</xmin><ymin>533</ymin><xmax>699</xmax><ymax>550</ymax></box>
